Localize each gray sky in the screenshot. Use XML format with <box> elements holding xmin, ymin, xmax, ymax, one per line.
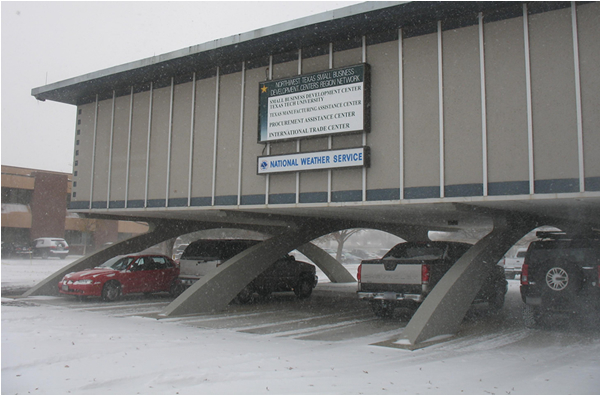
<box><xmin>1</xmin><ymin>1</ymin><xmax>359</xmax><ymax>173</ymax></box>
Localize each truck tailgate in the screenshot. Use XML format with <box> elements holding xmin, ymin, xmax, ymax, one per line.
<box><xmin>360</xmin><ymin>262</ymin><xmax>422</xmax><ymax>285</ymax></box>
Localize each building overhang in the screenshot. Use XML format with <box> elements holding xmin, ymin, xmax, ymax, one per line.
<box><xmin>69</xmin><ymin>193</ymin><xmax>600</xmax><ymax>237</ymax></box>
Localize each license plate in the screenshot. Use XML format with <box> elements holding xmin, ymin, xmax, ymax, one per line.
<box><xmin>62</xmin><ymin>284</ymin><xmax>69</xmax><ymax>291</ymax></box>
<box><xmin>383</xmin><ymin>292</ymin><xmax>397</xmax><ymax>301</ymax></box>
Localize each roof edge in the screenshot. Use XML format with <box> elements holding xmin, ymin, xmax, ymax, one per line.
<box><xmin>31</xmin><ymin>1</ymin><xmax>403</xmax><ymax>99</ymax></box>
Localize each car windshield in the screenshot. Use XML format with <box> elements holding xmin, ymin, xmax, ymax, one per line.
<box><xmin>97</xmin><ymin>256</ymin><xmax>136</xmax><ymax>271</ymax></box>
<box><xmin>384</xmin><ymin>243</ymin><xmax>448</xmax><ymax>260</ymax></box>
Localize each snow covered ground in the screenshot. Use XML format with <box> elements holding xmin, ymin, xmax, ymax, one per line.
<box><xmin>2</xmin><ymin>256</ymin><xmax>600</xmax><ymax>394</ymax></box>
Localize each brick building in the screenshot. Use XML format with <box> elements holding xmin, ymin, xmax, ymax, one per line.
<box><xmin>1</xmin><ymin>165</ymin><xmax>148</xmax><ymax>254</ymax></box>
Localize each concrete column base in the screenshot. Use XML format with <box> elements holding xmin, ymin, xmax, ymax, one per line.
<box><xmin>160</xmin><ymin>222</ymin><xmax>340</xmax><ymax>317</ymax></box>
<box><xmin>401</xmin><ymin>216</ymin><xmax>535</xmax><ymax>345</ymax></box>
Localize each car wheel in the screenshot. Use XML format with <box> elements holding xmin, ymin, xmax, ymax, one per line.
<box><xmin>169</xmin><ymin>280</ymin><xmax>185</xmax><ymax>297</ymax></box>
<box><xmin>488</xmin><ymin>288</ymin><xmax>506</xmax><ymax>312</ymax></box>
<box><xmin>540</xmin><ymin>260</ymin><xmax>583</xmax><ymax>296</ymax></box>
<box><xmin>234</xmin><ymin>286</ymin><xmax>252</xmax><ymax>304</ymax></box>
<box><xmin>101</xmin><ymin>281</ymin><xmax>121</xmax><ymax>302</ymax></box>
<box><xmin>523</xmin><ymin>304</ymin><xmax>540</xmax><ymax>328</ymax></box>
<box><xmin>370</xmin><ymin>301</ymin><xmax>394</xmax><ymax>318</ymax></box>
<box><xmin>294</xmin><ymin>277</ymin><xmax>313</xmax><ymax>299</ymax></box>
<box><xmin>41</xmin><ymin>251</ymin><xmax>49</xmax><ymax>259</ymax></box>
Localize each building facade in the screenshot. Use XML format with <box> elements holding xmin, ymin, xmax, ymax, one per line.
<box><xmin>31</xmin><ymin>2</ymin><xmax>598</xmax><ymax>218</ymax></box>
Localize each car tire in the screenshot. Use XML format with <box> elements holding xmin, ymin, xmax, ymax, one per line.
<box><xmin>523</xmin><ymin>304</ymin><xmax>540</xmax><ymax>328</ymax></box>
<box><xmin>370</xmin><ymin>301</ymin><xmax>394</xmax><ymax>318</ymax></box>
<box><xmin>488</xmin><ymin>288</ymin><xmax>506</xmax><ymax>312</ymax></box>
<box><xmin>540</xmin><ymin>260</ymin><xmax>583</xmax><ymax>296</ymax></box>
<box><xmin>234</xmin><ymin>286</ymin><xmax>252</xmax><ymax>304</ymax></box>
<box><xmin>101</xmin><ymin>281</ymin><xmax>121</xmax><ymax>302</ymax></box>
<box><xmin>169</xmin><ymin>280</ymin><xmax>185</xmax><ymax>297</ymax></box>
<box><xmin>294</xmin><ymin>277</ymin><xmax>313</xmax><ymax>299</ymax></box>
<box><xmin>41</xmin><ymin>251</ymin><xmax>49</xmax><ymax>259</ymax></box>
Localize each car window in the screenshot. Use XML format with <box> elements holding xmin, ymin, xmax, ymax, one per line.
<box><xmin>131</xmin><ymin>257</ymin><xmax>153</xmax><ymax>271</ymax></box>
<box><xmin>528</xmin><ymin>241</ymin><xmax>599</xmax><ymax>267</ymax></box>
<box><xmin>151</xmin><ymin>256</ymin><xmax>172</xmax><ymax>269</ymax></box>
<box><xmin>385</xmin><ymin>244</ymin><xmax>447</xmax><ymax>260</ymax></box>
<box><xmin>181</xmin><ymin>240</ymin><xmax>259</xmax><ymax>260</ymax></box>
<box><xmin>98</xmin><ymin>256</ymin><xmax>135</xmax><ymax>271</ymax></box>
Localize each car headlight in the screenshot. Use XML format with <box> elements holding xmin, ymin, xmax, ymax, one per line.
<box><xmin>73</xmin><ymin>279</ymin><xmax>93</xmax><ymax>285</ymax></box>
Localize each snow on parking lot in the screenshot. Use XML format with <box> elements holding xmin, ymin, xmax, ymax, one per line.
<box><xmin>2</xmin><ymin>256</ymin><xmax>600</xmax><ymax>394</ymax></box>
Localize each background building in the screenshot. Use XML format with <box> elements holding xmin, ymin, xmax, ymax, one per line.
<box><xmin>1</xmin><ymin>165</ymin><xmax>148</xmax><ymax>254</ymax></box>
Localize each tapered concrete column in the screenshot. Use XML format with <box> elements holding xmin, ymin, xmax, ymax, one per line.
<box><xmin>402</xmin><ymin>216</ymin><xmax>535</xmax><ymax>345</ymax></box>
<box><xmin>22</xmin><ymin>220</ymin><xmax>207</xmax><ymax>297</ymax></box>
<box><xmin>296</xmin><ymin>242</ymin><xmax>356</xmax><ymax>283</ymax></box>
<box><xmin>160</xmin><ymin>222</ymin><xmax>339</xmax><ymax>317</ymax></box>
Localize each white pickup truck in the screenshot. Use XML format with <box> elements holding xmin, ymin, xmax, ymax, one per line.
<box><xmin>499</xmin><ymin>247</ymin><xmax>528</xmax><ymax>279</ymax></box>
<box><xmin>357</xmin><ymin>241</ymin><xmax>507</xmax><ymax>318</ymax></box>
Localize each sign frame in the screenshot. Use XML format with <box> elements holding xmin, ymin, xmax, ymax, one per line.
<box><xmin>258</xmin><ymin>63</ymin><xmax>371</xmax><ymax>144</ymax></box>
<box><xmin>257</xmin><ymin>146</ymin><xmax>370</xmax><ymax>175</ymax></box>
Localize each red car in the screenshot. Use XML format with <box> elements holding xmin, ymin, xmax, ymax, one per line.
<box><xmin>58</xmin><ymin>254</ymin><xmax>181</xmax><ymax>301</ymax></box>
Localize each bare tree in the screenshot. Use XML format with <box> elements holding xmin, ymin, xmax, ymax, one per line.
<box><xmin>319</xmin><ymin>229</ymin><xmax>364</xmax><ymax>262</ymax></box>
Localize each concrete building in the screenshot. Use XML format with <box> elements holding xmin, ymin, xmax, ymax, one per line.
<box><xmin>28</xmin><ymin>2</ymin><xmax>600</xmax><ymax>344</ymax></box>
<box><xmin>1</xmin><ymin>165</ymin><xmax>148</xmax><ymax>254</ymax></box>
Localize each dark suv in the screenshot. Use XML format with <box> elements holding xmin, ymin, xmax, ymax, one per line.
<box><xmin>520</xmin><ymin>231</ymin><xmax>600</xmax><ymax>327</ymax></box>
<box><xmin>178</xmin><ymin>239</ymin><xmax>318</xmax><ymax>303</ymax></box>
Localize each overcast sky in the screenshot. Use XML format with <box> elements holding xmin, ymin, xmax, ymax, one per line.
<box><xmin>1</xmin><ymin>1</ymin><xmax>359</xmax><ymax>174</ymax></box>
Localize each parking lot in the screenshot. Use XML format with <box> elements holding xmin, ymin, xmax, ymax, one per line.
<box><xmin>14</xmin><ymin>283</ymin><xmax>407</xmax><ymax>343</ymax></box>
<box><xmin>4</xmin><ymin>258</ymin><xmax>600</xmax><ymax>395</ymax></box>
<box><xmin>7</xmin><ymin>278</ymin><xmax>598</xmax><ymax>346</ymax></box>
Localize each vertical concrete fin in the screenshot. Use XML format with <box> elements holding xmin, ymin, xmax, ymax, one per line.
<box><xmin>403</xmin><ymin>217</ymin><xmax>535</xmax><ymax>345</ymax></box>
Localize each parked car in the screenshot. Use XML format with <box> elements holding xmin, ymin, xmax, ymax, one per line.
<box><xmin>1</xmin><ymin>241</ymin><xmax>32</xmax><ymax>258</ymax></box>
<box><xmin>179</xmin><ymin>239</ymin><xmax>318</xmax><ymax>302</ymax></box>
<box><xmin>58</xmin><ymin>253</ymin><xmax>181</xmax><ymax>301</ymax></box>
<box><xmin>520</xmin><ymin>231</ymin><xmax>600</xmax><ymax>327</ymax></box>
<box><xmin>32</xmin><ymin>237</ymin><xmax>69</xmax><ymax>259</ymax></box>
<box><xmin>358</xmin><ymin>241</ymin><xmax>507</xmax><ymax>318</ymax></box>
<box><xmin>499</xmin><ymin>247</ymin><xmax>528</xmax><ymax>279</ymax></box>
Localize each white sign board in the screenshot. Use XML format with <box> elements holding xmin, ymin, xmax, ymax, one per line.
<box><xmin>257</xmin><ymin>147</ymin><xmax>369</xmax><ymax>174</ymax></box>
<box><xmin>258</xmin><ymin>64</ymin><xmax>370</xmax><ymax>143</ymax></box>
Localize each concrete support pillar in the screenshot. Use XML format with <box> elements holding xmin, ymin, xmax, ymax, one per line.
<box><xmin>160</xmin><ymin>222</ymin><xmax>339</xmax><ymax>317</ymax></box>
<box><xmin>296</xmin><ymin>242</ymin><xmax>356</xmax><ymax>283</ymax></box>
<box><xmin>22</xmin><ymin>220</ymin><xmax>207</xmax><ymax>297</ymax></box>
<box><xmin>402</xmin><ymin>216</ymin><xmax>536</xmax><ymax>345</ymax></box>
